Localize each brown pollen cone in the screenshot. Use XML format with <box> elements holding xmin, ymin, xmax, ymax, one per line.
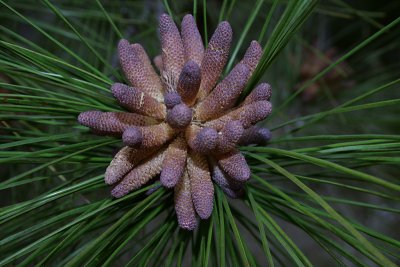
<box><xmin>181</xmin><ymin>14</ymin><xmax>204</xmax><ymax>66</ymax></box>
<box><xmin>105</xmin><ymin>146</ymin><xmax>158</xmax><ymax>185</ymax></box>
<box><xmin>159</xmin><ymin>14</ymin><xmax>185</xmax><ymax>82</ymax></box>
<box><xmin>195</xmin><ymin>63</ymin><xmax>250</xmax><ymax>121</ymax></box>
<box><xmin>111</xmin><ymin>83</ymin><xmax>166</xmax><ymax>120</ymax></box>
<box><xmin>187</xmin><ymin>151</ymin><xmax>214</xmax><ymax>219</ymax></box>
<box><xmin>111</xmin><ymin>148</ymin><xmax>167</xmax><ymax>198</ymax></box>
<box><xmin>174</xmin><ymin>170</ymin><xmax>198</xmax><ymax>230</ymax></box>
<box><xmin>197</xmin><ymin>21</ymin><xmax>232</xmax><ymax>100</ymax></box>
<box><xmin>118</xmin><ymin>40</ymin><xmax>164</xmax><ymax>101</ymax></box>
<box><xmin>161</xmin><ymin>136</ymin><xmax>188</xmax><ymax>188</ymax></box>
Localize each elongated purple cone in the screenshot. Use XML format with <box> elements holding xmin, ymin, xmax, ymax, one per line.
<box><xmin>181</xmin><ymin>14</ymin><xmax>204</xmax><ymax>66</ymax></box>
<box><xmin>238</xmin><ymin>126</ymin><xmax>271</xmax><ymax>146</ymax></box>
<box><xmin>122</xmin><ymin>127</ymin><xmax>143</xmax><ymax>147</ymax></box>
<box><xmin>174</xmin><ymin>170</ymin><xmax>198</xmax><ymax>230</ymax></box>
<box><xmin>161</xmin><ymin>136</ymin><xmax>187</xmax><ymax>188</ymax></box>
<box><xmin>236</xmin><ymin>101</ymin><xmax>272</xmax><ymax>129</ymax></box>
<box><xmin>190</xmin><ymin>127</ymin><xmax>218</xmax><ymax>154</ymax></box>
<box><xmin>78</xmin><ymin>111</ymin><xmax>157</xmax><ymax>136</ymax></box>
<box><xmin>105</xmin><ymin>146</ymin><xmax>157</xmax><ymax>185</ymax></box>
<box><xmin>111</xmin><ymin>83</ymin><xmax>166</xmax><ymax>120</ymax></box>
<box><xmin>166</xmin><ymin>104</ymin><xmax>193</xmax><ymax>129</ymax></box>
<box><xmin>210</xmin><ymin>161</ymin><xmax>244</xmax><ymax>198</ymax></box>
<box><xmin>187</xmin><ymin>152</ymin><xmax>214</xmax><ymax>219</ymax></box>
<box><xmin>205</xmin><ymin>100</ymin><xmax>272</xmax><ymax>130</ymax></box>
<box><xmin>78</xmin><ymin>110</ymin><xmax>103</xmax><ymax>129</ymax></box>
<box><xmin>216</xmin><ymin>150</ymin><xmax>250</xmax><ymax>181</ymax></box>
<box><xmin>242</xmin><ymin>83</ymin><xmax>272</xmax><ymax>106</ymax></box>
<box><xmin>164</xmin><ymin>91</ymin><xmax>182</xmax><ymax>109</ymax></box>
<box><xmin>240</xmin><ymin>40</ymin><xmax>263</xmax><ymax>73</ymax></box>
<box><xmin>96</xmin><ymin>112</ymin><xmax>153</xmax><ymax>135</ymax></box>
<box><xmin>97</xmin><ymin>112</ymin><xmax>129</xmax><ymax>135</ymax></box>
<box><xmin>195</xmin><ymin>63</ymin><xmax>250</xmax><ymax>121</ymax></box>
<box><xmin>215</xmin><ymin>120</ymin><xmax>244</xmax><ymax>154</ymax></box>
<box><xmin>118</xmin><ymin>40</ymin><xmax>163</xmax><ymax>100</ymax></box>
<box><xmin>159</xmin><ymin>14</ymin><xmax>185</xmax><ymax>81</ymax></box>
<box><xmin>111</xmin><ymin>148</ymin><xmax>166</xmax><ymax>198</ymax></box>
<box><xmin>198</xmin><ymin>21</ymin><xmax>232</xmax><ymax>100</ymax></box>
<box><xmin>177</xmin><ymin>60</ymin><xmax>201</xmax><ymax>106</ymax></box>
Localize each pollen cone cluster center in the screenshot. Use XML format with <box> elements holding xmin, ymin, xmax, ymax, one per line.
<box><xmin>78</xmin><ymin>14</ymin><xmax>272</xmax><ymax>230</ymax></box>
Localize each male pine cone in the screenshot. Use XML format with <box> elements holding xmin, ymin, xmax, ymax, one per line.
<box><xmin>78</xmin><ymin>14</ymin><xmax>272</xmax><ymax>230</ymax></box>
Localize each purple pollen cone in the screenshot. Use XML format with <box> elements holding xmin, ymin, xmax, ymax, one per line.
<box><xmin>160</xmin><ymin>137</ymin><xmax>187</xmax><ymax>188</ymax></box>
<box><xmin>241</xmin><ymin>40</ymin><xmax>263</xmax><ymax>72</ymax></box>
<box><xmin>217</xmin><ymin>150</ymin><xmax>250</xmax><ymax>182</ymax></box>
<box><xmin>174</xmin><ymin>171</ymin><xmax>198</xmax><ymax>230</ymax></box>
<box><xmin>223</xmin><ymin>120</ymin><xmax>244</xmax><ymax>142</ymax></box>
<box><xmin>161</xmin><ymin>164</ymin><xmax>182</xmax><ymax>188</ymax></box>
<box><xmin>211</xmin><ymin>162</ymin><xmax>244</xmax><ymax>198</ymax></box>
<box><xmin>166</xmin><ymin>104</ymin><xmax>193</xmax><ymax>129</ymax></box>
<box><xmin>164</xmin><ymin>91</ymin><xmax>182</xmax><ymax>109</ymax></box>
<box><xmin>111</xmin><ymin>83</ymin><xmax>166</xmax><ymax>120</ymax></box>
<box><xmin>215</xmin><ymin>120</ymin><xmax>244</xmax><ymax>154</ymax></box>
<box><xmin>193</xmin><ymin>127</ymin><xmax>218</xmax><ymax>153</ymax></box>
<box><xmin>239</xmin><ymin>126</ymin><xmax>271</xmax><ymax>146</ymax></box>
<box><xmin>198</xmin><ymin>21</ymin><xmax>233</xmax><ymax>100</ymax></box>
<box><xmin>177</xmin><ymin>60</ymin><xmax>201</xmax><ymax>106</ymax></box>
<box><xmin>122</xmin><ymin>127</ymin><xmax>143</xmax><ymax>147</ymax></box>
<box><xmin>181</xmin><ymin>14</ymin><xmax>204</xmax><ymax>66</ymax></box>
<box><xmin>78</xmin><ymin>111</ymin><xmax>102</xmax><ymax>128</ymax></box>
<box><xmin>242</xmin><ymin>83</ymin><xmax>272</xmax><ymax>105</ymax></box>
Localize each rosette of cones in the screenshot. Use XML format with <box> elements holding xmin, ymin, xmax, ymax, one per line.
<box><xmin>78</xmin><ymin>14</ymin><xmax>272</xmax><ymax>230</ymax></box>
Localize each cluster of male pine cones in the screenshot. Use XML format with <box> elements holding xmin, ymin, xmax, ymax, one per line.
<box><xmin>78</xmin><ymin>14</ymin><xmax>272</xmax><ymax>230</ymax></box>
